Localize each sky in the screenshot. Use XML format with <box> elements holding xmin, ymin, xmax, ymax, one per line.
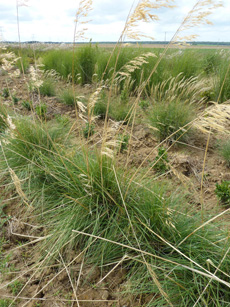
<box><xmin>0</xmin><ymin>0</ymin><xmax>229</xmax><ymax>43</ymax></box>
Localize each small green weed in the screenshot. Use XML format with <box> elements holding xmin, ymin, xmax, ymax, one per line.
<box><xmin>153</xmin><ymin>147</ymin><xmax>169</xmax><ymax>173</ymax></box>
<box><xmin>36</xmin><ymin>104</ymin><xmax>47</xmax><ymax>119</ymax></box>
<box><xmin>139</xmin><ymin>99</ymin><xmax>150</xmax><ymax>110</ymax></box>
<box><xmin>8</xmin><ymin>280</ymin><xmax>23</xmax><ymax>295</ymax></box>
<box><xmin>22</xmin><ymin>100</ymin><xmax>32</xmax><ymax>111</ymax></box>
<box><xmin>215</xmin><ymin>181</ymin><xmax>230</xmax><ymax>206</ymax></box>
<box><xmin>2</xmin><ymin>88</ymin><xmax>9</xmax><ymax>99</ymax></box>
<box><xmin>55</xmin><ymin>114</ymin><xmax>70</xmax><ymax>127</ymax></box>
<box><xmin>118</xmin><ymin>134</ymin><xmax>129</xmax><ymax>152</ymax></box>
<box><xmin>83</xmin><ymin>123</ymin><xmax>95</xmax><ymax>138</ymax></box>
<box><xmin>12</xmin><ymin>96</ymin><xmax>19</xmax><ymax>105</ymax></box>
<box><xmin>120</xmin><ymin>87</ymin><xmax>129</xmax><ymax>104</ymax></box>
<box><xmin>0</xmin><ymin>204</ymin><xmax>11</xmax><ymax>228</ymax></box>
<box><xmin>0</xmin><ymin>299</ymin><xmax>16</xmax><ymax>307</ymax></box>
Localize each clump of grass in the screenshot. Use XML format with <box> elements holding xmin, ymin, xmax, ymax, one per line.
<box><xmin>76</xmin><ymin>43</ymin><xmax>97</xmax><ymax>85</ymax></box>
<box><xmin>0</xmin><ymin>117</ymin><xmax>71</xmax><ymax>173</ymax></box>
<box><xmin>1</xmin><ymin>88</ymin><xmax>9</xmax><ymax>99</ymax></box>
<box><xmin>16</xmin><ymin>55</ymin><xmax>29</xmax><ymax>73</ymax></box>
<box><xmin>213</xmin><ymin>58</ymin><xmax>230</xmax><ymax>103</ymax></box>
<box><xmin>110</xmin><ymin>101</ymin><xmax>132</xmax><ymax>123</ymax></box>
<box><xmin>215</xmin><ymin>181</ymin><xmax>230</xmax><ymax>206</ymax></box>
<box><xmin>148</xmin><ymin>100</ymin><xmax>195</xmax><ymax>142</ymax></box>
<box><xmin>118</xmin><ymin>134</ymin><xmax>129</xmax><ymax>152</ymax></box>
<box><xmin>0</xmin><ymin>299</ymin><xmax>16</xmax><ymax>307</ymax></box>
<box><xmin>42</xmin><ymin>45</ymin><xmax>98</xmax><ymax>85</ymax></box>
<box><xmin>35</xmin><ymin>103</ymin><xmax>47</xmax><ymax>119</ymax></box>
<box><xmin>59</xmin><ymin>89</ymin><xmax>75</xmax><ymax>105</ymax></box>
<box><xmin>55</xmin><ymin>114</ymin><xmax>70</xmax><ymax>127</ymax></box>
<box><xmin>93</xmin><ymin>90</ymin><xmax>109</xmax><ymax>119</ymax></box>
<box><xmin>83</xmin><ymin>122</ymin><xmax>95</xmax><ymax>138</ymax></box>
<box><xmin>25</xmin><ymin>150</ymin><xmax>230</xmax><ymax>306</ymax></box>
<box><xmin>139</xmin><ymin>99</ymin><xmax>150</xmax><ymax>110</ymax></box>
<box><xmin>153</xmin><ymin>146</ymin><xmax>169</xmax><ymax>173</ymax></box>
<box><xmin>93</xmin><ymin>99</ymin><xmax>108</xmax><ymax>118</ymax></box>
<box><xmin>8</xmin><ymin>280</ymin><xmax>23</xmax><ymax>295</ymax></box>
<box><xmin>120</xmin><ymin>87</ymin><xmax>129</xmax><ymax>104</ymax></box>
<box><xmin>0</xmin><ymin>104</ymin><xmax>9</xmax><ymax>133</ymax></box>
<box><xmin>22</xmin><ymin>100</ymin><xmax>32</xmax><ymax>111</ymax></box>
<box><xmin>12</xmin><ymin>96</ymin><xmax>19</xmax><ymax>105</ymax></box>
<box><xmin>219</xmin><ymin>139</ymin><xmax>230</xmax><ymax>166</ymax></box>
<box><xmin>39</xmin><ymin>78</ymin><xmax>56</xmax><ymax>97</ymax></box>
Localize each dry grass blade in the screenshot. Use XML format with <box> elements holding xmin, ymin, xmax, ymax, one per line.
<box><xmin>177</xmin><ymin>208</ymin><xmax>230</xmax><ymax>248</ymax></box>
<box><xmin>3</xmin><ymin>295</ymin><xmax>118</xmax><ymax>303</ymax></box>
<box><xmin>136</xmin><ymin>219</ymin><xmax>230</xmax><ymax>288</ymax></box>
<box><xmin>193</xmin><ymin>246</ymin><xmax>230</xmax><ymax>307</ymax></box>
<box><xmin>200</xmin><ymin>130</ymin><xmax>211</xmax><ymax>223</ymax></box>
<box><xmin>20</xmin><ymin>237</ymin><xmax>98</xmax><ymax>307</ymax></box>
<box><xmin>72</xmin><ymin>229</ymin><xmax>230</xmax><ymax>288</ymax></box>
<box><xmin>9</xmin><ymin>168</ymin><xmax>32</xmax><ymax>208</ymax></box>
<box><xmin>58</xmin><ymin>252</ymin><xmax>80</xmax><ymax>307</ymax></box>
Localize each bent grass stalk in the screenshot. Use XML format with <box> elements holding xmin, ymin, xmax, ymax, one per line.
<box><xmin>72</xmin><ymin>229</ymin><xmax>230</xmax><ymax>288</ymax></box>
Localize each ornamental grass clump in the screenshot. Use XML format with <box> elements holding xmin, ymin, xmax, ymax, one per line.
<box><xmin>148</xmin><ymin>100</ymin><xmax>195</xmax><ymax>142</ymax></box>
<box><xmin>59</xmin><ymin>88</ymin><xmax>75</xmax><ymax>105</ymax></box>
<box><xmin>21</xmin><ymin>150</ymin><xmax>230</xmax><ymax>306</ymax></box>
<box><xmin>39</xmin><ymin>78</ymin><xmax>56</xmax><ymax>97</ymax></box>
<box><xmin>0</xmin><ymin>117</ymin><xmax>71</xmax><ymax>173</ymax></box>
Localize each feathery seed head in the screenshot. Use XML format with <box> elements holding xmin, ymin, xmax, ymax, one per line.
<box><xmin>126</xmin><ymin>0</ymin><xmax>175</xmax><ymax>40</ymax></box>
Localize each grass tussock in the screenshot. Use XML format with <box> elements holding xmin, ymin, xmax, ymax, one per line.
<box><xmin>148</xmin><ymin>100</ymin><xmax>196</xmax><ymax>142</ymax></box>
<box><xmin>39</xmin><ymin>78</ymin><xmax>56</xmax><ymax>97</ymax></box>
<box><xmin>219</xmin><ymin>139</ymin><xmax>230</xmax><ymax>166</ymax></box>
<box><xmin>1</xmin><ymin>131</ymin><xmax>229</xmax><ymax>306</ymax></box>
<box><xmin>59</xmin><ymin>88</ymin><xmax>76</xmax><ymax>105</ymax></box>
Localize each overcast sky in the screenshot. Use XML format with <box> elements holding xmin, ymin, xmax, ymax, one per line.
<box><xmin>0</xmin><ymin>0</ymin><xmax>229</xmax><ymax>42</ymax></box>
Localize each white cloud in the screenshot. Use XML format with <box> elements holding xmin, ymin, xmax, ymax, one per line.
<box><xmin>0</xmin><ymin>0</ymin><xmax>229</xmax><ymax>42</ymax></box>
